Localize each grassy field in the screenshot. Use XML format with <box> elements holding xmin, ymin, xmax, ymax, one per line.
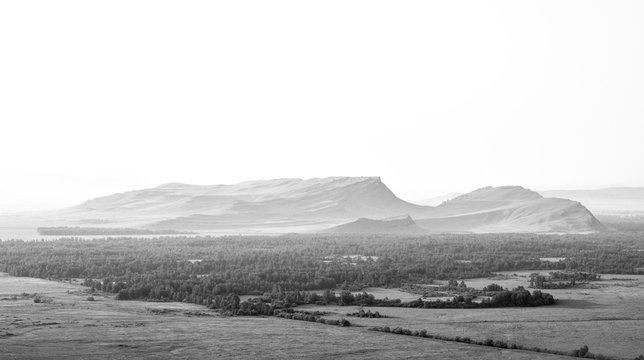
<box><xmin>0</xmin><ymin>273</ymin><xmax>575</xmax><ymax>360</ymax></box>
<box><xmin>302</xmin><ymin>271</ymin><xmax>644</xmax><ymax>359</ymax></box>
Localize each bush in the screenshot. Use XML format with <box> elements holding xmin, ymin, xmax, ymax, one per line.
<box><xmin>86</xmin><ymin>296</ymin><xmax>95</xmax><ymax>301</ymax></box>
<box><xmin>572</xmin><ymin>345</ymin><xmax>589</xmax><ymax>358</ymax></box>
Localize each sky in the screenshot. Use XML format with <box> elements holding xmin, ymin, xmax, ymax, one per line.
<box><xmin>1</xmin><ymin>1</ymin><xmax>643</xmax><ymax>211</ymax></box>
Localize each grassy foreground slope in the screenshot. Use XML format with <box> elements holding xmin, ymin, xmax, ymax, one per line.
<box><xmin>0</xmin><ymin>274</ymin><xmax>569</xmax><ymax>360</ymax></box>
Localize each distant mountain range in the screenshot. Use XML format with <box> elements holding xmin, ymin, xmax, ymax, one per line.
<box><xmin>539</xmin><ymin>188</ymin><xmax>644</xmax><ymax>216</ymax></box>
<box><xmin>2</xmin><ymin>177</ymin><xmax>606</xmax><ymax>235</ymax></box>
<box><xmin>329</xmin><ymin>185</ymin><xmax>604</xmax><ymax>234</ymax></box>
<box><xmin>418</xmin><ymin>187</ymin><xmax>644</xmax><ymax>217</ymax></box>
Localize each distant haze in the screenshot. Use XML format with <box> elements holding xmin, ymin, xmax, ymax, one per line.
<box><xmin>0</xmin><ymin>178</ymin><xmax>604</xmax><ymax>237</ymax></box>
<box><xmin>1</xmin><ymin>1</ymin><xmax>643</xmax><ymax>211</ymax></box>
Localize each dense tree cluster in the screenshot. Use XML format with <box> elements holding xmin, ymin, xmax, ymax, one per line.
<box><xmin>0</xmin><ymin>233</ymin><xmax>642</xmax><ymax>306</ymax></box>
<box><xmin>482</xmin><ymin>283</ymin><xmax>504</xmax><ymax>292</ymax></box>
<box><xmin>380</xmin><ymin>287</ymin><xmax>555</xmax><ymax>309</ymax></box>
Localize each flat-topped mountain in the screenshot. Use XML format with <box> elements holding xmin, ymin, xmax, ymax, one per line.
<box><xmin>70</xmin><ymin>177</ymin><xmax>426</xmax><ymax>231</ymax></box>
<box><xmin>4</xmin><ymin>178</ymin><xmax>605</xmax><ymax>235</ymax></box>
<box><xmin>79</xmin><ymin>177</ymin><xmax>416</xmax><ymax>215</ymax></box>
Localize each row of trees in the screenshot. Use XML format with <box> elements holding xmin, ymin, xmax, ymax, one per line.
<box><xmin>529</xmin><ymin>271</ymin><xmax>601</xmax><ymax>289</ymax></box>
<box><xmin>368</xmin><ymin>326</ymin><xmax>625</xmax><ymax>359</ymax></box>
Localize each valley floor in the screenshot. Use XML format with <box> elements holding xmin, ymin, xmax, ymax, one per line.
<box><xmin>302</xmin><ymin>271</ymin><xmax>644</xmax><ymax>359</ymax></box>
<box><xmin>0</xmin><ymin>273</ymin><xmax>578</xmax><ymax>360</ymax></box>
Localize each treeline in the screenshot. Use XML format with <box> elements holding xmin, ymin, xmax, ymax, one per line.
<box><xmin>368</xmin><ymin>326</ymin><xmax>632</xmax><ymax>360</ymax></box>
<box><xmin>550</xmin><ymin>271</ymin><xmax>600</xmax><ymax>281</ymax></box>
<box><xmin>530</xmin><ymin>271</ymin><xmax>601</xmax><ymax>289</ymax></box>
<box><xmin>189</xmin><ymin>287</ymin><xmax>556</xmax><ymax>318</ymax></box>
<box><xmin>36</xmin><ymin>227</ymin><xmax>192</xmax><ymax>236</ymax></box>
<box><xmin>274</xmin><ymin>310</ymin><xmax>351</xmax><ymax>327</ymax></box>
<box><xmin>370</xmin><ymin>288</ymin><xmax>555</xmax><ymax>309</ymax></box>
<box><xmin>0</xmin><ymin>233</ymin><xmax>642</xmax><ymax>305</ymax></box>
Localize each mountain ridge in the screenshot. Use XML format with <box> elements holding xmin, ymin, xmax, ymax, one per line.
<box><xmin>2</xmin><ymin>177</ymin><xmax>606</xmax><ymax>235</ymax></box>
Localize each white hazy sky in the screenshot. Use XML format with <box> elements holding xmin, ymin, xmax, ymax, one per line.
<box><xmin>1</xmin><ymin>1</ymin><xmax>643</xmax><ymax>211</ymax></box>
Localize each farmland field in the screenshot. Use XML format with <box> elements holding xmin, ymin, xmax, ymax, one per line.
<box><xmin>1</xmin><ymin>234</ymin><xmax>643</xmax><ymax>359</ymax></box>
<box><xmin>0</xmin><ymin>273</ymin><xmax>576</xmax><ymax>360</ymax></box>
<box><xmin>302</xmin><ymin>271</ymin><xmax>644</xmax><ymax>359</ymax></box>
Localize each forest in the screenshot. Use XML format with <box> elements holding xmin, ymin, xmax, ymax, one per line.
<box><xmin>0</xmin><ymin>233</ymin><xmax>642</xmax><ymax>307</ymax></box>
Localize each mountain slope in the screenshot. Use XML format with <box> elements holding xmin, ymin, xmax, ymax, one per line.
<box><xmin>7</xmin><ymin>179</ymin><xmax>606</xmax><ymax>235</ymax></box>
<box><xmin>323</xmin><ymin>215</ymin><xmax>427</xmax><ymax>234</ymax></box>
<box><xmin>415</xmin><ymin>186</ymin><xmax>605</xmax><ymax>233</ymax></box>
<box><xmin>415</xmin><ymin>192</ymin><xmax>463</xmax><ymax>206</ymax></box>
<box><xmin>68</xmin><ymin>177</ymin><xmax>428</xmax><ymax>230</ymax></box>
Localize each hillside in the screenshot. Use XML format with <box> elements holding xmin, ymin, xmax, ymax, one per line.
<box><xmin>415</xmin><ymin>186</ymin><xmax>605</xmax><ymax>234</ymax></box>
<box><xmin>0</xmin><ymin>179</ymin><xmax>606</xmax><ymax>236</ymax></box>
<box><xmin>323</xmin><ymin>215</ymin><xmax>427</xmax><ymax>234</ymax></box>
<box><xmin>66</xmin><ymin>177</ymin><xmax>428</xmax><ymax>231</ymax></box>
<box><xmin>415</xmin><ymin>192</ymin><xmax>463</xmax><ymax>206</ymax></box>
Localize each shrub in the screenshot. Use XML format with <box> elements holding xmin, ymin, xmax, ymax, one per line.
<box><xmin>571</xmin><ymin>345</ymin><xmax>589</xmax><ymax>358</ymax></box>
<box><xmin>86</xmin><ymin>296</ymin><xmax>95</xmax><ymax>301</ymax></box>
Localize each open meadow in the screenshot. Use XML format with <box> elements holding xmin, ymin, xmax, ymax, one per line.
<box><xmin>302</xmin><ymin>271</ymin><xmax>644</xmax><ymax>359</ymax></box>
<box><xmin>1</xmin><ymin>234</ymin><xmax>643</xmax><ymax>359</ymax></box>
<box><xmin>0</xmin><ymin>273</ymin><xmax>577</xmax><ymax>360</ymax></box>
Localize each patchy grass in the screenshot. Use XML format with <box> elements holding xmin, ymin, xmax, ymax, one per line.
<box><xmin>302</xmin><ymin>271</ymin><xmax>644</xmax><ymax>359</ymax></box>
<box><xmin>0</xmin><ymin>274</ymin><xmax>571</xmax><ymax>359</ymax></box>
